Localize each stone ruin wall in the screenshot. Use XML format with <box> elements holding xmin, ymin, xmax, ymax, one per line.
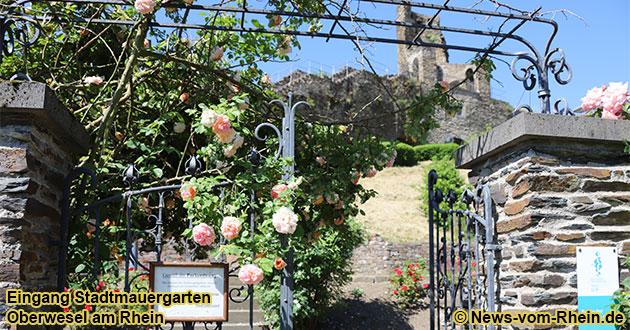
<box><xmin>272</xmin><ymin>6</ymin><xmax>512</xmax><ymax>144</ymax></box>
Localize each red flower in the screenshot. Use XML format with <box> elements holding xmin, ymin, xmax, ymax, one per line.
<box><xmin>411</xmin><ymin>277</ymin><xmax>417</xmax><ymax>282</ymax></box>
<box><xmin>63</xmin><ymin>308</ymin><xmax>70</xmax><ymax>312</ymax></box>
<box><xmin>95</xmin><ymin>285</ymin><xmax>101</xmax><ymax>291</ymax></box>
<box><xmin>408</xmin><ymin>264</ymin><xmax>414</xmax><ymax>269</ymax></box>
<box><xmin>64</xmin><ymin>287</ymin><xmax>68</xmax><ymax>292</ymax></box>
<box><xmin>401</xmin><ymin>286</ymin><xmax>408</xmax><ymax>291</ymax></box>
<box><xmin>393</xmin><ymin>289</ymin><xmax>398</xmax><ymax>295</ymax></box>
<box><xmin>416</xmin><ymin>263</ymin><xmax>420</xmax><ymax>268</ymax></box>
<box><xmin>423</xmin><ymin>283</ymin><xmax>429</xmax><ymax>289</ymax></box>
<box><xmin>471</xmin><ymin>261</ymin><xmax>477</xmax><ymax>266</ymax></box>
<box><xmin>415</xmin><ymin>290</ymin><xmax>420</xmax><ymax>294</ymax></box>
<box><xmin>114</xmin><ymin>289</ymin><xmax>120</xmax><ymax>292</ymax></box>
<box><xmin>129</xmin><ymin>267</ymin><xmax>134</xmax><ymax>271</ymax></box>
<box><xmin>419</xmin><ymin>275</ymin><xmax>423</xmax><ymax>279</ymax></box>
<box><xmin>99</xmin><ymin>281</ymin><xmax>104</xmax><ymax>287</ymax></box>
<box><xmin>472</xmin><ymin>274</ymin><xmax>476</xmax><ymax>277</ymax></box>
<box><xmin>85</xmin><ymin>305</ymin><xmax>92</xmax><ymax>311</ymax></box>
<box><xmin>408</xmin><ymin>271</ymin><xmax>414</xmax><ymax>276</ymax></box>
<box><xmin>271</xmin><ymin>184</ymin><xmax>288</xmax><ymax>200</ymax></box>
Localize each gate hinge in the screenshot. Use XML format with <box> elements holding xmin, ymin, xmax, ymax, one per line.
<box><xmin>486</xmin><ymin>244</ymin><xmax>502</xmax><ymax>251</ymax></box>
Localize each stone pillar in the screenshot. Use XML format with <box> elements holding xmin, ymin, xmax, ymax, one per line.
<box><xmin>0</xmin><ymin>82</ymin><xmax>89</xmax><ymax>327</ymax></box>
<box><xmin>456</xmin><ymin>113</ymin><xmax>630</xmax><ymax>328</ymax></box>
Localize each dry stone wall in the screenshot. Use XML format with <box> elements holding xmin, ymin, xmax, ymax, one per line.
<box><xmin>0</xmin><ymin>82</ymin><xmax>89</xmax><ymax>329</ymax></box>
<box><xmin>457</xmin><ymin>113</ymin><xmax>630</xmax><ymax>329</ymax></box>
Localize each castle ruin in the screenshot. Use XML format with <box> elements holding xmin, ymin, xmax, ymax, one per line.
<box><xmin>272</xmin><ymin>6</ymin><xmax>512</xmax><ymax>144</ymax></box>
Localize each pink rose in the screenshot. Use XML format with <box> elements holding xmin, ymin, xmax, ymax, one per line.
<box><xmin>220</xmin><ymin>216</ymin><xmax>241</xmax><ymax>240</ymax></box>
<box><xmin>224</xmin><ymin>146</ymin><xmax>237</xmax><ymax>158</ymax></box>
<box><xmin>386</xmin><ymin>150</ymin><xmax>397</xmax><ymax>167</ymax></box>
<box><xmin>422</xmin><ymin>283</ymin><xmax>429</xmax><ymax>289</ymax></box>
<box><xmin>580</xmin><ymin>86</ymin><xmax>604</xmax><ymax>112</ymax></box>
<box><xmin>212</xmin><ymin>114</ymin><xmax>231</xmax><ymax>134</ymax></box>
<box><xmin>602</xmin><ymin>82</ymin><xmax>629</xmax><ymax>118</ymax></box>
<box><xmin>271</xmin><ymin>184</ymin><xmax>288</xmax><ymax>200</ymax></box>
<box><xmin>192</xmin><ymin>223</ymin><xmax>216</xmax><ymax>246</ymax></box>
<box><xmin>181</xmin><ymin>184</ymin><xmax>196</xmax><ymax>201</ymax></box>
<box><xmin>210</xmin><ymin>47</ymin><xmax>223</xmax><ymax>62</ymax></box>
<box><xmin>134</xmin><ymin>0</ymin><xmax>155</xmax><ymax>14</ymax></box>
<box><xmin>438</xmin><ymin>81</ymin><xmax>450</xmax><ymax>91</ymax></box>
<box><xmin>238</xmin><ymin>264</ymin><xmax>264</xmax><ymax>285</ymax></box>
<box><xmin>216</xmin><ymin>128</ymin><xmax>236</xmax><ymax>144</ymax></box>
<box><xmin>261</xmin><ymin>74</ymin><xmax>272</xmax><ymax>85</ymax></box>
<box><xmin>366</xmin><ymin>168</ymin><xmax>378</xmax><ymax>178</ymax></box>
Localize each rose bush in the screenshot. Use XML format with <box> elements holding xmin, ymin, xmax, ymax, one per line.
<box><xmin>579</xmin><ymin>82</ymin><xmax>630</xmax><ymax>120</ymax></box>
<box><xmin>389</xmin><ymin>260</ymin><xmax>429</xmax><ymax>307</ymax></box>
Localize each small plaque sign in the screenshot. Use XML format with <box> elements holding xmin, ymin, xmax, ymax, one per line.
<box><xmin>577</xmin><ymin>246</ymin><xmax>619</xmax><ymax>330</ymax></box>
<box><xmin>150</xmin><ymin>262</ymin><xmax>228</xmax><ymax>322</ymax></box>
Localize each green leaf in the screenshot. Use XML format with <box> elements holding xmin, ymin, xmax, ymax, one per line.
<box><xmin>126</xmin><ymin>140</ymin><xmax>138</xmax><ymax>149</ymax></box>
<box><xmin>75</xmin><ymin>264</ymin><xmax>86</xmax><ymax>273</ymax></box>
<box><xmin>152</xmin><ymin>168</ymin><xmax>164</xmax><ymax>178</ymax></box>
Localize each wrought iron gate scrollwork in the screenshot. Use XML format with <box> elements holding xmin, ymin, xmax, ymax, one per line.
<box><xmin>427</xmin><ymin>169</ymin><xmax>500</xmax><ymax>330</ymax></box>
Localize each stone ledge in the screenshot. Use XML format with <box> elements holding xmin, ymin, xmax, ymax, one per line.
<box><xmin>455</xmin><ymin>112</ymin><xmax>630</xmax><ymax>169</ymax></box>
<box><xmin>0</xmin><ymin>81</ymin><xmax>89</xmax><ymax>155</ymax></box>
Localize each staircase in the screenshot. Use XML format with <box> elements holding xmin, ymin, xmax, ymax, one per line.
<box><xmin>222</xmin><ymin>276</ymin><xmax>266</xmax><ymax>330</ymax></box>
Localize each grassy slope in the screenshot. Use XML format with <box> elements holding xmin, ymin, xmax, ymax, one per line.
<box><xmin>356</xmin><ymin>162</ymin><xmax>469</xmax><ymax>242</ymax></box>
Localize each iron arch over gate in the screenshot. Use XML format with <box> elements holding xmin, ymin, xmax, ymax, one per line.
<box><xmin>427</xmin><ymin>169</ymin><xmax>501</xmax><ymax>330</ymax></box>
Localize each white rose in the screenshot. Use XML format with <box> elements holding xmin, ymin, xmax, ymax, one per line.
<box><xmin>272</xmin><ymin>207</ymin><xmax>299</xmax><ymax>234</ymax></box>
<box><xmin>84</xmin><ymin>76</ymin><xmax>103</xmax><ymax>85</ymax></box>
<box><xmin>201</xmin><ymin>109</ymin><xmax>218</xmax><ymax>128</ymax></box>
<box><xmin>174</xmin><ymin>122</ymin><xmax>186</xmax><ymax>133</ymax></box>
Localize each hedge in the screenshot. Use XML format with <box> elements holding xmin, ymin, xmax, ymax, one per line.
<box><xmin>384</xmin><ymin>142</ymin><xmax>459</xmax><ymax>166</ymax></box>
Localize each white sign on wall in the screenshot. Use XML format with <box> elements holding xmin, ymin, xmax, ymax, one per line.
<box><xmin>150</xmin><ymin>262</ymin><xmax>228</xmax><ymax>322</ymax></box>
<box><xmin>576</xmin><ymin>246</ymin><xmax>619</xmax><ymax>330</ymax></box>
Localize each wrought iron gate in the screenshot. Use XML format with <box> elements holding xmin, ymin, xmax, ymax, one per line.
<box><xmin>427</xmin><ymin>169</ymin><xmax>501</xmax><ymax>330</ymax></box>
<box><xmin>58</xmin><ymin>94</ymin><xmax>305</xmax><ymax>330</ymax></box>
<box><xmin>58</xmin><ymin>154</ymin><xmax>256</xmax><ymax>330</ymax></box>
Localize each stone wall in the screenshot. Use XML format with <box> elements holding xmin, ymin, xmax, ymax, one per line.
<box><xmin>456</xmin><ymin>113</ymin><xmax>630</xmax><ymax>328</ymax></box>
<box><xmin>0</xmin><ymin>82</ymin><xmax>89</xmax><ymax>328</ymax></box>
<box><xmin>351</xmin><ymin>235</ymin><xmax>429</xmax><ymax>282</ymax></box>
<box><xmin>272</xmin><ymin>68</ymin><xmax>512</xmax><ymax>144</ymax></box>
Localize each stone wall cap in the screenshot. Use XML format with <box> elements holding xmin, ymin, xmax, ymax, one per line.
<box><xmin>455</xmin><ymin>112</ymin><xmax>630</xmax><ymax>169</ymax></box>
<box><xmin>0</xmin><ymin>81</ymin><xmax>89</xmax><ymax>155</ymax></box>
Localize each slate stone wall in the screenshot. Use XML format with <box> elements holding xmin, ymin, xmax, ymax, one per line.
<box><xmin>0</xmin><ymin>82</ymin><xmax>89</xmax><ymax>329</ymax></box>
<box><xmin>457</xmin><ymin>113</ymin><xmax>630</xmax><ymax>329</ymax></box>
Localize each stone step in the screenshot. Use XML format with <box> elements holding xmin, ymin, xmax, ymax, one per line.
<box><xmin>171</xmin><ymin>322</ymin><xmax>266</xmax><ymax>330</ymax></box>
<box><xmin>228</xmin><ymin>298</ymin><xmax>261</xmax><ymax>311</ymax></box>
<box><xmin>227</xmin><ymin>309</ymin><xmax>264</xmax><ymax>324</ymax></box>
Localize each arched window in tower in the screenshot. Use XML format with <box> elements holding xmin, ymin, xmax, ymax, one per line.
<box><xmin>436</xmin><ymin>66</ymin><xmax>444</xmax><ymax>82</ymax></box>
<box><xmin>465</xmin><ymin>68</ymin><xmax>475</xmax><ymax>92</ymax></box>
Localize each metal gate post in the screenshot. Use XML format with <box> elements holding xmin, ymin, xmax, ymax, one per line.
<box><xmin>427</xmin><ymin>170</ymin><xmax>437</xmax><ymax>330</ymax></box>
<box><xmin>481</xmin><ymin>185</ymin><xmax>497</xmax><ymax>330</ymax></box>
<box><xmin>272</xmin><ymin>93</ymin><xmax>310</xmax><ymax>330</ymax></box>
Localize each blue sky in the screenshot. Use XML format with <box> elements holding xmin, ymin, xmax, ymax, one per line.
<box><xmin>257</xmin><ymin>0</ymin><xmax>630</xmax><ymax>111</ymax></box>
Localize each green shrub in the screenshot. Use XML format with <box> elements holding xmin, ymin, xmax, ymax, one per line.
<box><xmin>389</xmin><ymin>142</ymin><xmax>459</xmax><ymax>166</ymax></box>
<box><xmin>419</xmin><ymin>156</ymin><xmax>471</xmax><ymax>216</ymax></box>
<box><xmin>257</xmin><ymin>219</ymin><xmax>365</xmax><ymax>329</ymax></box>
<box><xmin>394</xmin><ymin>142</ymin><xmax>416</xmax><ymax>166</ymax></box>
<box><xmin>414</xmin><ymin>143</ymin><xmax>458</xmax><ymax>162</ymax></box>
<box><xmin>388</xmin><ymin>259</ymin><xmax>428</xmax><ymax>307</ymax></box>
